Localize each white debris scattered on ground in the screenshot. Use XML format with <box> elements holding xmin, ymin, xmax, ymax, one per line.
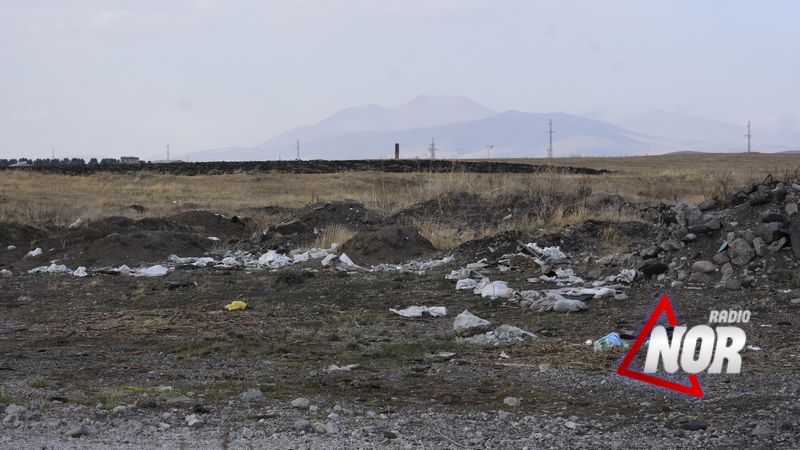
<box><xmin>73</xmin><ymin>267</ymin><xmax>88</xmax><ymax>277</ymax></box>
<box><xmin>136</xmin><ymin>265</ymin><xmax>169</xmax><ymax>277</ymax></box>
<box><xmin>326</xmin><ymin>364</ymin><xmax>359</xmax><ymax>372</ymax></box>
<box><xmin>525</xmin><ymin>243</ymin><xmax>568</xmax><ymax>264</ymax></box>
<box><xmin>389</xmin><ymin>306</ymin><xmax>447</xmax><ymax>318</ymax></box>
<box><xmin>480</xmin><ymin>281</ymin><xmax>515</xmax><ymax>299</ymax></box>
<box><xmin>28</xmin><ymin>263</ymin><xmax>69</xmax><ymax>274</ymax></box>
<box><xmin>455</xmin><ymin>278</ymin><xmax>477</xmax><ymax>290</ymax></box>
<box><xmin>24</xmin><ymin>248</ymin><xmax>42</xmax><ymax>258</ymax></box>
<box><xmin>453</xmin><ymin>310</ymin><xmax>536</xmax><ymax>344</ymax></box>
<box><xmin>531</xmin><ymin>268</ymin><xmax>584</xmax><ymax>286</ymax></box>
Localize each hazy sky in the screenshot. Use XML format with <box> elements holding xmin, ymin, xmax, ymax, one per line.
<box><xmin>2</xmin><ymin>1</ymin><xmax>798</xmax><ymax>160</ymax></box>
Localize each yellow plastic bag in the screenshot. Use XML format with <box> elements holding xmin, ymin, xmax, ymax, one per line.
<box><xmin>224</xmin><ymin>300</ymin><xmax>247</xmax><ymax>311</ymax></box>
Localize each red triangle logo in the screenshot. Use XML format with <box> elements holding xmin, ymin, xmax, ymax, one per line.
<box><xmin>616</xmin><ymin>294</ymin><xmax>704</xmax><ymax>397</ymax></box>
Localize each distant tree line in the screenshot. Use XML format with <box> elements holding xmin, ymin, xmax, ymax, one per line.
<box><xmin>0</xmin><ymin>158</ymin><xmax>121</xmax><ymax>167</ymax></box>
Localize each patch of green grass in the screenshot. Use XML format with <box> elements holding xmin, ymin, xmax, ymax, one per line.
<box><xmin>28</xmin><ymin>380</ymin><xmax>51</xmax><ymax>389</ymax></box>
<box><xmin>0</xmin><ymin>393</ymin><xmax>13</xmax><ymax>404</ymax></box>
<box><xmin>367</xmin><ymin>337</ymin><xmax>464</xmax><ymax>361</ymax></box>
<box><xmin>273</xmin><ymin>270</ymin><xmax>306</xmax><ymax>288</ymax></box>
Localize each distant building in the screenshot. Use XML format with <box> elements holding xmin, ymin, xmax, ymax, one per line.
<box><xmin>120</xmin><ymin>156</ymin><xmax>140</xmax><ymax>164</ymax></box>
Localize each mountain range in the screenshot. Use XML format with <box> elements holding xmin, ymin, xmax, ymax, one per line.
<box><xmin>173</xmin><ymin>95</ymin><xmax>800</xmax><ymax>162</ymax></box>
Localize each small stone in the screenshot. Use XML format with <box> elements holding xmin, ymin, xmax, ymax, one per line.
<box><xmin>728</xmin><ymin>238</ymin><xmax>755</xmax><ymax>266</ymax></box>
<box><xmin>767</xmin><ymin>237</ymin><xmax>786</xmax><ymax>252</ymax></box>
<box><xmin>687</xmin><ymin>272</ymin><xmax>713</xmax><ymax>284</ymax></box>
<box><xmin>497</xmin><ymin>411</ymin><xmax>511</xmax><ymax>421</ymax></box>
<box><xmin>671</xmin><ymin>280</ymin><xmax>685</xmax><ymax>288</ymax></box>
<box><xmin>185</xmin><ymin>414</ymin><xmax>203</xmax><ymax>427</ymax></box>
<box><xmin>294</xmin><ymin>419</ymin><xmax>311</xmax><ymax>430</ymax></box>
<box><xmin>752</xmin><ymin>237</ymin><xmax>765</xmax><ymax>257</ymax></box>
<box><xmin>698</xmin><ymin>199</ymin><xmax>717</xmax><ymax>211</ymax></box>
<box><xmin>677</xmin><ymin>420</ymin><xmax>709</xmax><ymax>431</ymax></box>
<box><xmin>4</xmin><ymin>404</ymin><xmax>27</xmax><ymax>416</ymax></box>
<box><xmin>614</xmin><ymin>293</ymin><xmax>629</xmax><ymax>301</ymax></box>
<box><xmin>787</xmin><ymin>203</ymin><xmax>798</xmax><ymax>216</ymax></box>
<box><xmin>691</xmin><ymin>261</ymin><xmax>716</xmax><ymax>273</ymax></box>
<box><xmin>565</xmin><ymin>421</ymin><xmax>577</xmax><ymax>429</ymax></box>
<box><xmin>503</xmin><ymin>397</ymin><xmax>521</xmax><ymax>407</ymax></box>
<box><xmin>641</xmin><ymin>262</ymin><xmax>669</xmax><ymax>278</ymax></box>
<box><xmin>751</xmin><ymin>425</ymin><xmax>774</xmax><ymax>436</ymax></box>
<box><xmin>65</xmin><ymin>423</ymin><xmax>88</xmax><ymax>437</ymax></box>
<box><xmin>291</xmin><ymin>397</ymin><xmax>310</xmax><ymax>409</ymax></box>
<box><xmin>712</xmin><ymin>251</ymin><xmax>731</xmax><ymax>265</ymax></box>
<box><xmin>240</xmin><ymin>388</ymin><xmax>263</xmax><ymax>403</ymax></box>
<box><xmin>242</xmin><ymin>427</ymin><xmax>254</xmax><ymax>439</ymax></box>
<box><xmin>725</xmin><ymin>279</ymin><xmax>742</xmax><ymax>290</ymax></box>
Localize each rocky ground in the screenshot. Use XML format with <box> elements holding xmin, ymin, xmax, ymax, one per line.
<box><xmin>1</xmin><ymin>173</ymin><xmax>799</xmax><ymax>449</ymax></box>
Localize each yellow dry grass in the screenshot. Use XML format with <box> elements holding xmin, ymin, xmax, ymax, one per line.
<box><xmin>1</xmin><ymin>153</ymin><xmax>797</xmax><ymax>249</ymax></box>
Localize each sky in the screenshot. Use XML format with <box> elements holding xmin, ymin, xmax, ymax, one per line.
<box><xmin>2</xmin><ymin>1</ymin><xmax>799</xmax><ymax>161</ymax></box>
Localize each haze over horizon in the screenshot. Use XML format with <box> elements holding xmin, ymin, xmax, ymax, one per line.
<box><xmin>2</xmin><ymin>1</ymin><xmax>799</xmax><ymax>161</ymax></box>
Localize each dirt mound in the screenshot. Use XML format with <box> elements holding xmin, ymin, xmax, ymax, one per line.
<box><xmin>11</xmin><ymin>216</ymin><xmax>211</xmax><ymax>271</ymax></box>
<box><xmin>170</xmin><ymin>211</ymin><xmax>249</xmax><ymax>240</ymax></box>
<box><xmin>342</xmin><ymin>226</ymin><xmax>435</xmax><ymax>265</ymax></box>
<box><xmin>285</xmin><ymin>199</ymin><xmax>385</xmax><ymax>232</ymax></box>
<box><xmin>56</xmin><ymin>230</ymin><xmax>208</xmax><ymax>269</ymax></box>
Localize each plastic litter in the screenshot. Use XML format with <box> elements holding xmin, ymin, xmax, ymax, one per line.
<box><xmin>746</xmin><ymin>345</ymin><xmax>762</xmax><ymax>351</ymax></box>
<box><xmin>338</xmin><ymin>253</ymin><xmax>357</xmax><ymax>267</ymax></box>
<box><xmin>389</xmin><ymin>306</ymin><xmax>447</xmax><ymax>317</ymax></box>
<box><xmin>24</xmin><ymin>248</ymin><xmax>42</xmax><ymax>258</ymax></box>
<box><xmin>137</xmin><ymin>265</ymin><xmax>169</xmax><ymax>277</ymax></box>
<box><xmin>326</xmin><ymin>364</ymin><xmax>359</xmax><ymax>372</ymax></box>
<box><xmin>224</xmin><ymin>300</ymin><xmax>247</xmax><ymax>311</ymax></box>
<box><xmin>73</xmin><ymin>267</ymin><xmax>88</xmax><ymax>277</ymax></box>
<box><xmin>455</xmin><ymin>278</ymin><xmax>477</xmax><ymax>290</ymax></box>
<box><xmin>0</xmin><ymin>269</ymin><xmax>12</xmax><ymax>278</ymax></box>
<box><xmin>593</xmin><ymin>332</ymin><xmax>625</xmax><ymax>351</ymax></box>
<box><xmin>480</xmin><ymin>281</ymin><xmax>515</xmax><ymax>299</ymax></box>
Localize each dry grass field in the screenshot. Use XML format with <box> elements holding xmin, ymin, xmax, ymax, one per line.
<box><xmin>1</xmin><ymin>153</ymin><xmax>798</xmax><ymax>247</ymax></box>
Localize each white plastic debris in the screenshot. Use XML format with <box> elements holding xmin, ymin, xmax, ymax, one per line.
<box><xmin>137</xmin><ymin>265</ymin><xmax>169</xmax><ymax>277</ymax></box>
<box><xmin>0</xmin><ymin>269</ymin><xmax>12</xmax><ymax>278</ymax></box>
<box><xmin>534</xmin><ymin>268</ymin><xmax>584</xmax><ymax>286</ymax></box>
<box><xmin>208</xmin><ymin>236</ymin><xmax>220</xmax><ymax>241</ymax></box>
<box><xmin>526</xmin><ymin>243</ymin><xmax>567</xmax><ymax>263</ymax></box>
<box><xmin>117</xmin><ymin>265</ymin><xmax>132</xmax><ymax>275</ymax></box>
<box><xmin>221</xmin><ymin>257</ymin><xmax>238</xmax><ymax>266</ymax></box>
<box><xmin>455</xmin><ymin>278</ymin><xmax>477</xmax><ymax>290</ymax></box>
<box><xmin>24</xmin><ymin>248</ymin><xmax>42</xmax><ymax>258</ymax></box>
<box><xmin>481</xmin><ymin>281</ymin><xmax>515</xmax><ymax>299</ymax></box>
<box><xmin>338</xmin><ymin>253</ymin><xmax>357</xmax><ymax>267</ymax></box>
<box><xmin>500</xmin><ymin>351</ymin><xmax>510</xmax><ymax>359</ymax></box>
<box><xmin>453</xmin><ymin>310</ymin><xmax>493</xmax><ymax>337</ymax></box>
<box><xmin>747</xmin><ymin>345</ymin><xmax>762</xmax><ymax>351</ymax></box>
<box><xmin>68</xmin><ymin>218</ymin><xmax>82</xmax><ymax>228</ymax></box>
<box><xmin>389</xmin><ymin>306</ymin><xmax>447</xmax><ymax>317</ymax></box>
<box><xmin>73</xmin><ymin>267</ymin><xmax>88</xmax><ymax>277</ymax></box>
<box><xmin>7</xmin><ymin>245</ymin><xmax>16</xmax><ymax>250</ymax></box>
<box><xmin>321</xmin><ymin>254</ymin><xmax>338</xmax><ymax>266</ymax></box>
<box><xmin>326</xmin><ymin>364</ymin><xmax>359</xmax><ymax>372</ymax></box>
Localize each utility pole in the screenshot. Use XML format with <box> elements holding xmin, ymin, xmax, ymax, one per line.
<box><xmin>487</xmin><ymin>145</ymin><xmax>493</xmax><ymax>159</ymax></box>
<box><xmin>167</xmin><ymin>143</ymin><xmax>170</xmax><ymax>161</ymax></box>
<box><xmin>429</xmin><ymin>138</ymin><xmax>437</xmax><ymax>159</ymax></box>
<box><xmin>296</xmin><ymin>139</ymin><xmax>300</xmax><ymax>160</ymax></box>
<box><xmin>744</xmin><ymin>121</ymin><xmax>751</xmax><ymax>153</ymax></box>
<box><xmin>547</xmin><ymin>119</ymin><xmax>555</xmax><ymax>158</ymax></box>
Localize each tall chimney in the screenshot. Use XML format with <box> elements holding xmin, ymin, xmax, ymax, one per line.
<box><xmin>394</xmin><ymin>143</ymin><xmax>399</xmax><ymax>159</ymax></box>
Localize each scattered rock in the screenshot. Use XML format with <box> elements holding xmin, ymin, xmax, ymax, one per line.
<box><xmin>691</xmin><ymin>261</ymin><xmax>715</xmax><ymax>273</ymax></box>
<box><xmin>240</xmin><ymin>388</ymin><xmax>264</xmax><ymax>403</ymax></box>
<box><xmin>503</xmin><ymin>397</ymin><xmax>521</xmax><ymax>407</ymax></box>
<box><xmin>65</xmin><ymin>423</ymin><xmax>89</xmax><ymax>437</ymax></box>
<box><xmin>641</xmin><ymin>263</ymin><xmax>669</xmax><ymax>278</ymax></box>
<box><xmin>728</xmin><ymin>238</ymin><xmax>755</xmax><ymax>266</ymax></box>
<box><xmin>751</xmin><ymin>425</ymin><xmax>774</xmax><ymax>436</ymax></box>
<box><xmin>677</xmin><ymin>420</ymin><xmax>710</xmax><ymax>431</ymax></box>
<box><xmin>291</xmin><ymin>398</ymin><xmax>310</xmax><ymax>409</ymax></box>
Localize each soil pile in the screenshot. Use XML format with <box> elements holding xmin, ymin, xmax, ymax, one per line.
<box><xmin>342</xmin><ymin>226</ymin><xmax>435</xmax><ymax>265</ymax></box>
<box><xmin>170</xmin><ymin>211</ymin><xmax>250</xmax><ymax>240</ymax></box>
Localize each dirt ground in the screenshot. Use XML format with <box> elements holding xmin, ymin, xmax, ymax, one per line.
<box><xmin>1</xmin><ymin>164</ymin><xmax>799</xmax><ymax>448</ymax></box>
